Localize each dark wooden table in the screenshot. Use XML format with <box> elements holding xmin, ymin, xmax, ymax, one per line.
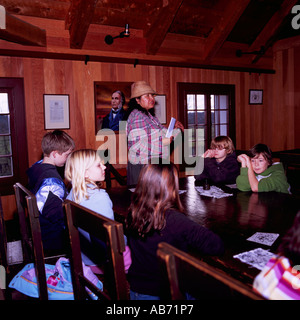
<box><xmin>108</xmin><ymin>176</ymin><xmax>300</xmax><ymax>286</ymax></box>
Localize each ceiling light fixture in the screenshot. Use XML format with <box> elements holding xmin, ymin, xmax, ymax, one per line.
<box><xmin>105</xmin><ymin>24</ymin><xmax>130</xmax><ymax>45</ymax></box>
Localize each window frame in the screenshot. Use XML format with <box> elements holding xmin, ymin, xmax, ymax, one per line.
<box><xmin>178</xmin><ymin>83</ymin><xmax>236</xmax><ymax>154</ymax></box>
<box><xmin>0</xmin><ymin>78</ymin><xmax>28</xmax><ymax>195</ymax></box>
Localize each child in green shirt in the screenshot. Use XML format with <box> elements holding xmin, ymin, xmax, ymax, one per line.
<box><xmin>236</xmin><ymin>143</ymin><xmax>290</xmax><ymax>194</ymax></box>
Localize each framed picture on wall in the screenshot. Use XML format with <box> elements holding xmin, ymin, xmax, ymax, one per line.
<box><xmin>154</xmin><ymin>95</ymin><xmax>166</xmax><ymax>124</ymax></box>
<box><xmin>94</xmin><ymin>81</ymin><xmax>131</xmax><ymax>134</ymax></box>
<box><xmin>249</xmin><ymin>90</ymin><xmax>263</xmax><ymax>105</ymax></box>
<box><xmin>44</xmin><ymin>94</ymin><xmax>70</xmax><ymax>129</ymax></box>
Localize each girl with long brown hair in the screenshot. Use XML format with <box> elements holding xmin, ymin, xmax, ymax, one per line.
<box><xmin>126</xmin><ymin>162</ymin><xmax>224</xmax><ymax>300</ymax></box>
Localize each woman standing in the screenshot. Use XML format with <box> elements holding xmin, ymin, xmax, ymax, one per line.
<box><xmin>126</xmin><ymin>81</ymin><xmax>184</xmax><ymax>186</ymax></box>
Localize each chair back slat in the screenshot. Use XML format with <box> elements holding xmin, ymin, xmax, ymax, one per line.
<box><xmin>157</xmin><ymin>242</ymin><xmax>264</xmax><ymax>300</ymax></box>
<box><xmin>14</xmin><ymin>185</ymin><xmax>32</xmax><ymax>263</ymax></box>
<box><xmin>64</xmin><ymin>200</ymin><xmax>128</xmax><ymax>300</ymax></box>
<box><xmin>13</xmin><ymin>183</ymin><xmax>49</xmax><ymax>300</ymax></box>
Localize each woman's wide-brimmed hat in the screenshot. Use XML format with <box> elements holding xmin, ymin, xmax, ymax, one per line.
<box><xmin>130</xmin><ymin>81</ymin><xmax>157</xmax><ymax>99</ymax></box>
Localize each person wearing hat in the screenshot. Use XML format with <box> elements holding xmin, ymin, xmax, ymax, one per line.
<box><xmin>126</xmin><ymin>81</ymin><xmax>184</xmax><ymax>186</ymax></box>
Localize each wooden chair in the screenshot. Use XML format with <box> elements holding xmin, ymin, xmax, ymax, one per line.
<box><xmin>64</xmin><ymin>200</ymin><xmax>128</xmax><ymax>300</ymax></box>
<box><xmin>1</xmin><ymin>193</ymin><xmax>27</xmax><ymax>300</ymax></box>
<box><xmin>13</xmin><ymin>182</ymin><xmax>50</xmax><ymax>300</ymax></box>
<box><xmin>0</xmin><ymin>195</ymin><xmax>8</xmax><ymax>271</ymax></box>
<box><xmin>157</xmin><ymin>242</ymin><xmax>264</xmax><ymax>300</ymax></box>
<box><xmin>0</xmin><ymin>194</ymin><xmax>11</xmax><ymax>300</ymax></box>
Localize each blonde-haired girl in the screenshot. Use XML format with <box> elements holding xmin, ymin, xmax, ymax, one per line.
<box><xmin>65</xmin><ymin>149</ymin><xmax>114</xmax><ymax>220</ymax></box>
<box><xmin>65</xmin><ymin>149</ymin><xmax>114</xmax><ymax>266</ymax></box>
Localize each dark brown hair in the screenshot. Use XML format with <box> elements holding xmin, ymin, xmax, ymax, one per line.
<box><xmin>248</xmin><ymin>143</ymin><xmax>273</xmax><ymax>166</ymax></box>
<box><xmin>127</xmin><ymin>162</ymin><xmax>184</xmax><ymax>237</ymax></box>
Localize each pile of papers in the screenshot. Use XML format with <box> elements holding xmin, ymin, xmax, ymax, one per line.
<box><xmin>234</xmin><ymin>232</ymin><xmax>279</xmax><ymax>270</ymax></box>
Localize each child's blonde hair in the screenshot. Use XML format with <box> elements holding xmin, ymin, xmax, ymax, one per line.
<box><xmin>65</xmin><ymin>149</ymin><xmax>101</xmax><ymax>203</ymax></box>
<box><xmin>210</xmin><ymin>136</ymin><xmax>235</xmax><ymax>154</ymax></box>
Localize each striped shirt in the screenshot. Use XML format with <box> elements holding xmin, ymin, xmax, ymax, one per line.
<box><xmin>253</xmin><ymin>256</ymin><xmax>300</xmax><ymax>300</ymax></box>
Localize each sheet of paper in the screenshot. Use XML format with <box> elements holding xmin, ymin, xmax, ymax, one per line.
<box><xmin>130</xmin><ymin>188</ymin><xmax>186</xmax><ymax>194</ymax></box>
<box><xmin>234</xmin><ymin>248</ymin><xmax>275</xmax><ymax>270</ymax></box>
<box><xmin>194</xmin><ymin>186</ymin><xmax>233</xmax><ymax>198</ymax></box>
<box><xmin>247</xmin><ymin>232</ymin><xmax>279</xmax><ymax>246</ymax></box>
<box><xmin>165</xmin><ymin>117</ymin><xmax>176</xmax><ymax>138</ymax></box>
<box><xmin>225</xmin><ymin>183</ymin><xmax>237</xmax><ymax>189</ymax></box>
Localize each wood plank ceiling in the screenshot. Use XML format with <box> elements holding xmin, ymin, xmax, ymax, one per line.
<box><xmin>0</xmin><ymin>0</ymin><xmax>299</xmax><ymax>73</ymax></box>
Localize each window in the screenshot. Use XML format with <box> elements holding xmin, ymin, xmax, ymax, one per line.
<box><xmin>0</xmin><ymin>93</ymin><xmax>13</xmax><ymax>177</ymax></box>
<box><xmin>0</xmin><ymin>78</ymin><xmax>28</xmax><ymax>195</ymax></box>
<box><xmin>178</xmin><ymin>83</ymin><xmax>235</xmax><ymax>158</ymax></box>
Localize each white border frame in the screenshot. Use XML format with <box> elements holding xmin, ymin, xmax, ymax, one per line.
<box><xmin>44</xmin><ymin>94</ymin><xmax>70</xmax><ymax>129</ymax></box>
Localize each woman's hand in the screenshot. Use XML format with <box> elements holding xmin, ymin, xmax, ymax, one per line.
<box><xmin>174</xmin><ymin>120</ymin><xmax>184</xmax><ymax>131</ymax></box>
<box><xmin>162</xmin><ymin>137</ymin><xmax>173</xmax><ymax>146</ymax></box>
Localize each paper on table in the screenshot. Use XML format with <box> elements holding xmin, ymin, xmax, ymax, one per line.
<box><xmin>194</xmin><ymin>185</ymin><xmax>233</xmax><ymax>198</ymax></box>
<box><xmin>247</xmin><ymin>232</ymin><xmax>279</xmax><ymax>246</ymax></box>
<box><xmin>234</xmin><ymin>248</ymin><xmax>275</xmax><ymax>270</ymax></box>
<box><xmin>130</xmin><ymin>187</ymin><xmax>186</xmax><ymax>194</ymax></box>
<box><xmin>165</xmin><ymin>117</ymin><xmax>176</xmax><ymax>138</ymax></box>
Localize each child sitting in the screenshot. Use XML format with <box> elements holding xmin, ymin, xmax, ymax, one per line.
<box><xmin>194</xmin><ymin>135</ymin><xmax>239</xmax><ymax>185</ymax></box>
<box><xmin>64</xmin><ymin>149</ymin><xmax>131</xmax><ymax>271</ymax></box>
<box><xmin>27</xmin><ymin>130</ymin><xmax>75</xmax><ymax>253</ymax></box>
<box><xmin>127</xmin><ymin>162</ymin><xmax>224</xmax><ymax>300</ymax></box>
<box><xmin>236</xmin><ymin>143</ymin><xmax>290</xmax><ymax>193</ymax></box>
<box><xmin>253</xmin><ymin>211</ymin><xmax>300</xmax><ymax>299</ymax></box>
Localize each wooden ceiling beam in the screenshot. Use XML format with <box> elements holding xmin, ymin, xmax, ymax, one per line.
<box><xmin>144</xmin><ymin>0</ymin><xmax>183</xmax><ymax>55</ymax></box>
<box><xmin>66</xmin><ymin>0</ymin><xmax>99</xmax><ymax>49</ymax></box>
<box><xmin>0</xmin><ymin>11</ymin><xmax>46</xmax><ymax>46</ymax></box>
<box><xmin>0</xmin><ymin>46</ymin><xmax>275</xmax><ymax>74</ymax></box>
<box><xmin>202</xmin><ymin>0</ymin><xmax>250</xmax><ymax>62</ymax></box>
<box><xmin>249</xmin><ymin>0</ymin><xmax>299</xmax><ymax>64</ymax></box>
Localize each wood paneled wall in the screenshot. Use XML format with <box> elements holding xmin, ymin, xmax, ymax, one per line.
<box><xmin>1</xmin><ymin>36</ymin><xmax>299</xmax><ymax>219</ymax></box>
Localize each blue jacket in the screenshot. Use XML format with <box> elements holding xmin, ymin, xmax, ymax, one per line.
<box><xmin>27</xmin><ymin>160</ymin><xmax>67</xmax><ymax>252</ymax></box>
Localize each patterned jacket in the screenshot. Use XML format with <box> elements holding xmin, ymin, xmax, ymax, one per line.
<box><xmin>127</xmin><ymin>109</ymin><xmax>169</xmax><ymax>164</ymax></box>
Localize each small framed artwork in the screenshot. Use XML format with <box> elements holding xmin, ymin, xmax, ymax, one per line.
<box><xmin>249</xmin><ymin>90</ymin><xmax>263</xmax><ymax>105</ymax></box>
<box><xmin>154</xmin><ymin>95</ymin><xmax>166</xmax><ymax>124</ymax></box>
<box><xmin>44</xmin><ymin>94</ymin><xmax>70</xmax><ymax>129</ymax></box>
